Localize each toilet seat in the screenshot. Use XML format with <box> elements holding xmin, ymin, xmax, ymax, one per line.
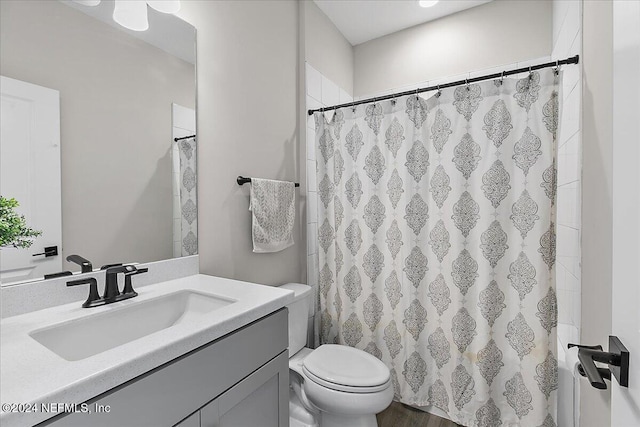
<box><xmin>302</xmin><ymin>345</ymin><xmax>390</xmax><ymax>393</ymax></box>
<box><xmin>302</xmin><ymin>366</ymin><xmax>391</xmax><ymax>393</ymax></box>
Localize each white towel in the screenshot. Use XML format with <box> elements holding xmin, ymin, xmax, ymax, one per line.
<box><xmin>249</xmin><ymin>178</ymin><xmax>295</xmax><ymax>253</ymax></box>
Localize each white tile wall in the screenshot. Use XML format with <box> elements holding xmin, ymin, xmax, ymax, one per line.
<box><xmin>306</xmin><ymin>95</ymin><xmax>322</xmax><ymax>129</ymax></box>
<box><xmin>308</xmin><ymin>190</ymin><xmax>318</xmax><ymax>224</ymax></box>
<box><xmin>306</xmin><ymin>159</ymin><xmax>317</xmax><ymax>191</ymax></box>
<box><xmin>305</xmin><ymin>63</ymin><xmax>353</xmax><ymax>321</ymax></box>
<box><xmin>306</xmin><ymin>126</ymin><xmax>316</xmax><ymax>161</ymax></box>
<box><xmin>553</xmin><ymin>0</ymin><xmax>582</xmax><ymax>349</ymax></box>
<box><xmin>321</xmin><ymin>75</ymin><xmax>340</xmax><ymax>108</ymax></box>
<box><xmin>307</xmin><ymin>254</ymin><xmax>319</xmax><ymax>288</ymax></box>
<box><xmin>306</xmin><ymin>63</ymin><xmax>322</xmax><ymax>102</ymax></box>
<box><xmin>307</xmin><ymin>222</ymin><xmax>318</xmax><ymax>256</ymax></box>
<box><xmin>339</xmin><ymin>88</ymin><xmax>352</xmax><ymax>104</ymax></box>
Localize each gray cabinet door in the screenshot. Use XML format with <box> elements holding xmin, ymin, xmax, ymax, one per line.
<box><xmin>176</xmin><ymin>412</ymin><xmax>200</xmax><ymax>427</ymax></box>
<box><xmin>201</xmin><ymin>351</ymin><xmax>289</xmax><ymax>427</ymax></box>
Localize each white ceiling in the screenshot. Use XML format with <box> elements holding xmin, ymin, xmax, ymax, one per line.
<box><xmin>313</xmin><ymin>0</ymin><xmax>493</xmax><ymax>46</ymax></box>
<box><xmin>60</xmin><ymin>0</ymin><xmax>195</xmax><ymax>64</ymax></box>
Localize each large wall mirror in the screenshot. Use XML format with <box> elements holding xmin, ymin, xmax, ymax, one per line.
<box><xmin>0</xmin><ymin>0</ymin><xmax>197</xmax><ymax>285</ymax></box>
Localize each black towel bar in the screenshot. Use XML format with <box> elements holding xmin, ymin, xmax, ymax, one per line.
<box><xmin>237</xmin><ymin>176</ymin><xmax>299</xmax><ymax>187</ymax></box>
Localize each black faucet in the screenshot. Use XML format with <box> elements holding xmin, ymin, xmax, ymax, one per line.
<box><xmin>104</xmin><ymin>265</ymin><xmax>148</xmax><ymax>302</ymax></box>
<box><xmin>67</xmin><ymin>265</ymin><xmax>148</xmax><ymax>308</ymax></box>
<box><xmin>66</xmin><ymin>254</ymin><xmax>93</xmax><ymax>273</ymax></box>
<box><xmin>104</xmin><ymin>266</ymin><xmax>125</xmax><ymax>301</ymax></box>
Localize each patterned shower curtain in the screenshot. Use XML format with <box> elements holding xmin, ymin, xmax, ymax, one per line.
<box><xmin>315</xmin><ymin>69</ymin><xmax>560</xmax><ymax>427</ymax></box>
<box><xmin>175</xmin><ymin>136</ymin><xmax>198</xmax><ymax>256</ymax></box>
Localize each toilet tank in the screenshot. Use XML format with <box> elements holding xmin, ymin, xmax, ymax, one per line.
<box><xmin>278</xmin><ymin>283</ymin><xmax>313</xmax><ymax>356</ymax></box>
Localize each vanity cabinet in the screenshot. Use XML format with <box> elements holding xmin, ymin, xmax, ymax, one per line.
<box><xmin>41</xmin><ymin>309</ymin><xmax>289</xmax><ymax>427</ymax></box>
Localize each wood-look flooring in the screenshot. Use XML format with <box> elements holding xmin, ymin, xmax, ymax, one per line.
<box><xmin>377</xmin><ymin>401</ymin><xmax>462</xmax><ymax>427</ymax></box>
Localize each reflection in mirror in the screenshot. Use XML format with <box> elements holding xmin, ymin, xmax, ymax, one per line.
<box><xmin>0</xmin><ymin>0</ymin><xmax>196</xmax><ymax>285</ymax></box>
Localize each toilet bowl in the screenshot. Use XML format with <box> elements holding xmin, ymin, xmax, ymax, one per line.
<box><xmin>279</xmin><ymin>283</ymin><xmax>393</xmax><ymax>427</ymax></box>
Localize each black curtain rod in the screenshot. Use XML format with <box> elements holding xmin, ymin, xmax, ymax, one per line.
<box><xmin>308</xmin><ymin>55</ymin><xmax>579</xmax><ymax>116</ymax></box>
<box><xmin>174</xmin><ymin>134</ymin><xmax>196</xmax><ymax>142</ymax></box>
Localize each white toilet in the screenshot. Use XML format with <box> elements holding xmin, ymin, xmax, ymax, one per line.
<box><xmin>279</xmin><ymin>283</ymin><xmax>394</xmax><ymax>427</ymax></box>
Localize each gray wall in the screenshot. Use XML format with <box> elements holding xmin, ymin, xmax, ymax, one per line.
<box><xmin>581</xmin><ymin>1</ymin><xmax>614</xmax><ymax>426</ymax></box>
<box><xmin>353</xmin><ymin>0</ymin><xmax>552</xmax><ymax>97</ymax></box>
<box><xmin>0</xmin><ymin>0</ymin><xmax>195</xmax><ymax>270</ymax></box>
<box><xmin>303</xmin><ymin>0</ymin><xmax>354</xmax><ymax>95</ymax></box>
<box><xmin>178</xmin><ymin>1</ymin><xmax>303</xmax><ymax>286</ymax></box>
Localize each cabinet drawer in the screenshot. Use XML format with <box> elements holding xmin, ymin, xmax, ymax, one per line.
<box><xmin>42</xmin><ymin>309</ymin><xmax>288</xmax><ymax>427</ymax></box>
<box><xmin>176</xmin><ymin>411</ymin><xmax>199</xmax><ymax>427</ymax></box>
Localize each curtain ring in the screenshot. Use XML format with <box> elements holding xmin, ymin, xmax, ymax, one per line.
<box><xmin>436</xmin><ymin>84</ymin><xmax>441</xmax><ymax>98</ymax></box>
<box><xmin>415</xmin><ymin>88</ymin><xmax>419</xmax><ymax>100</ymax></box>
<box><xmin>554</xmin><ymin>60</ymin><xmax>561</xmax><ymax>75</ymax></box>
<box><xmin>465</xmin><ymin>78</ymin><xmax>470</xmax><ymax>91</ymax></box>
<box><xmin>500</xmin><ymin>71</ymin><xmax>505</xmax><ymax>85</ymax></box>
<box><xmin>528</xmin><ymin>66</ymin><xmax>533</xmax><ymax>80</ymax></box>
<box><xmin>351</xmin><ymin>101</ymin><xmax>356</xmax><ymax>113</ymax></box>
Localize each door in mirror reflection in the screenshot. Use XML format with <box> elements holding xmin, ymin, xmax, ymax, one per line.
<box><xmin>0</xmin><ymin>0</ymin><xmax>196</xmax><ymax>285</ymax></box>
<box><xmin>0</xmin><ymin>76</ymin><xmax>62</xmax><ymax>283</ymax></box>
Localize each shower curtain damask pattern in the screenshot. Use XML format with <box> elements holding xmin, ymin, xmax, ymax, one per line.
<box><xmin>177</xmin><ymin>137</ymin><xmax>198</xmax><ymax>255</ymax></box>
<box><xmin>315</xmin><ymin>69</ymin><xmax>560</xmax><ymax>427</ymax></box>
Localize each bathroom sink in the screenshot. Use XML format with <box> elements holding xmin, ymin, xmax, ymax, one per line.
<box><xmin>29</xmin><ymin>291</ymin><xmax>236</xmax><ymax>361</ymax></box>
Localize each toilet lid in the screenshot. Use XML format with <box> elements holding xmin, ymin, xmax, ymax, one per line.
<box><xmin>302</xmin><ymin>344</ymin><xmax>390</xmax><ymax>388</ymax></box>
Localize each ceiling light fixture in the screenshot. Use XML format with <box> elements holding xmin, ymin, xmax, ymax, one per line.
<box><xmin>418</xmin><ymin>0</ymin><xmax>439</xmax><ymax>8</ymax></box>
<box><xmin>146</xmin><ymin>0</ymin><xmax>181</xmax><ymax>14</ymax></box>
<box><xmin>72</xmin><ymin>0</ymin><xmax>102</xmax><ymax>5</ymax></box>
<box><xmin>72</xmin><ymin>0</ymin><xmax>181</xmax><ymax>32</ymax></box>
<box><xmin>113</xmin><ymin>0</ymin><xmax>149</xmax><ymax>32</ymax></box>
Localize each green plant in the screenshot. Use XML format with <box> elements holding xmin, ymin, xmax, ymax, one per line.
<box><xmin>0</xmin><ymin>196</ymin><xmax>42</xmax><ymax>248</ymax></box>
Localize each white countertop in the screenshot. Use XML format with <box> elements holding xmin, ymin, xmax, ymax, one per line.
<box><xmin>0</xmin><ymin>274</ymin><xmax>294</xmax><ymax>427</ymax></box>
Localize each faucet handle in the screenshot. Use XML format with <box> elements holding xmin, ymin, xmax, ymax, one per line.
<box><xmin>100</xmin><ymin>263</ymin><xmax>123</xmax><ymax>270</ymax></box>
<box><xmin>67</xmin><ymin>277</ymin><xmax>102</xmax><ymax>308</ymax></box>
<box><xmin>45</xmin><ymin>271</ymin><xmax>73</xmax><ymax>279</ymax></box>
<box><xmin>66</xmin><ymin>254</ymin><xmax>93</xmax><ymax>273</ymax></box>
<box><xmin>123</xmin><ymin>267</ymin><xmax>148</xmax><ymax>296</ymax></box>
<box><xmin>125</xmin><ymin>267</ymin><xmax>148</xmax><ymax>276</ymax></box>
<box><xmin>104</xmin><ymin>265</ymin><xmax>137</xmax><ymax>300</ymax></box>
